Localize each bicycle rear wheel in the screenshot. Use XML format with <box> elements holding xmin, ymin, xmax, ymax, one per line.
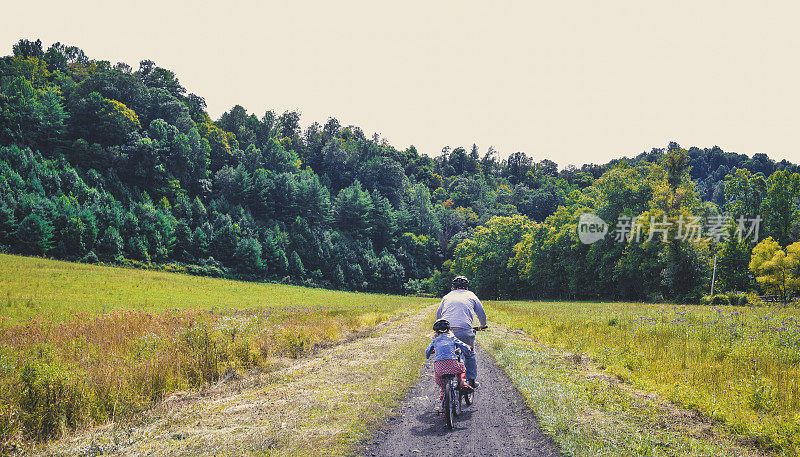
<box><xmin>463</xmin><ymin>387</ymin><xmax>473</xmax><ymax>405</ymax></box>
<box><xmin>463</xmin><ymin>378</ymin><xmax>474</xmax><ymax>405</ymax></box>
<box><xmin>443</xmin><ymin>378</ymin><xmax>454</xmax><ymax>429</ymax></box>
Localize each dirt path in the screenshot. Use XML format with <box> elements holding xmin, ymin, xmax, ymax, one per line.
<box><xmin>361</xmin><ymin>344</ymin><xmax>561</xmax><ymax>457</ymax></box>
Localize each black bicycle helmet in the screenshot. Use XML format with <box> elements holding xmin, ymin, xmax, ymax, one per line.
<box><xmin>433</xmin><ymin>319</ymin><xmax>450</xmax><ymax>333</ymax></box>
<box><xmin>452</xmin><ymin>275</ymin><xmax>470</xmax><ymax>289</ymax></box>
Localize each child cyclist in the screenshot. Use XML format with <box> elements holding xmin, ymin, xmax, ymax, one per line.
<box><xmin>425</xmin><ymin>319</ymin><xmax>474</xmax><ymax>400</ymax></box>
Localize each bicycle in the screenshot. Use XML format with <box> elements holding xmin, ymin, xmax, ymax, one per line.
<box><xmin>439</xmin><ymin>325</ymin><xmax>487</xmax><ymax>429</ymax></box>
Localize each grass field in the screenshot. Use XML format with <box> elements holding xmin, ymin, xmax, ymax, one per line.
<box><xmin>479</xmin><ymin>324</ymin><xmax>767</xmax><ymax>456</ymax></box>
<box><xmin>0</xmin><ymin>254</ymin><xmax>427</xmax><ymax>323</ymax></box>
<box><xmin>0</xmin><ymin>254</ymin><xmax>430</xmax><ymax>451</ymax></box>
<box><xmin>485</xmin><ymin>300</ymin><xmax>800</xmax><ymax>456</ymax></box>
<box><xmin>6</xmin><ymin>252</ymin><xmax>799</xmax><ymax>456</ymax></box>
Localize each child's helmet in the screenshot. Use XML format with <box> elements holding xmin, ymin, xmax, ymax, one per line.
<box><xmin>433</xmin><ymin>319</ymin><xmax>450</xmax><ymax>333</ymax></box>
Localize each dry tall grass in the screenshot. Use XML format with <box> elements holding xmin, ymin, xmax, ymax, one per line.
<box><xmin>0</xmin><ymin>254</ymin><xmax>428</xmax><ymax>450</ymax></box>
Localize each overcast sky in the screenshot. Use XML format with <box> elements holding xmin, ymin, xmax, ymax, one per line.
<box><xmin>3</xmin><ymin>0</ymin><xmax>799</xmax><ymax>166</ymax></box>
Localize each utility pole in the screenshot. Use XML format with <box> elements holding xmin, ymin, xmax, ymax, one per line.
<box><xmin>710</xmin><ymin>253</ymin><xmax>718</xmax><ymax>297</ymax></box>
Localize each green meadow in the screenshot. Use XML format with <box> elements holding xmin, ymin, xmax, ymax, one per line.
<box><xmin>0</xmin><ymin>253</ymin><xmax>428</xmax><ymax>323</ymax></box>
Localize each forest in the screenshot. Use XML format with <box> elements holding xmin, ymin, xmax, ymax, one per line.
<box><xmin>1</xmin><ymin>38</ymin><xmax>799</xmax><ymax>301</ymax></box>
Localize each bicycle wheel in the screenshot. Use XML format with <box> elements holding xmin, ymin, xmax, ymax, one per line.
<box><xmin>463</xmin><ymin>386</ymin><xmax>473</xmax><ymax>406</ymax></box>
<box><xmin>443</xmin><ymin>378</ymin><xmax>454</xmax><ymax>429</ymax></box>
<box><xmin>453</xmin><ymin>378</ymin><xmax>462</xmax><ymax>416</ymax></box>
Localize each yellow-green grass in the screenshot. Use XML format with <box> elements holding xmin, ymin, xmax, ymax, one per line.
<box><xmin>0</xmin><ymin>254</ymin><xmax>430</xmax><ymax>451</ymax></box>
<box><xmin>0</xmin><ymin>253</ymin><xmax>428</xmax><ymax>323</ymax></box>
<box><xmin>486</xmin><ymin>300</ymin><xmax>800</xmax><ymax>455</ymax></box>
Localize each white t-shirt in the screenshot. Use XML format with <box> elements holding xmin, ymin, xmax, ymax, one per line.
<box><xmin>436</xmin><ymin>289</ymin><xmax>487</xmax><ymax>329</ymax></box>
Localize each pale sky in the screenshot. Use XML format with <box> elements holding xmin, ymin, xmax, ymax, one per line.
<box><xmin>3</xmin><ymin>0</ymin><xmax>799</xmax><ymax>166</ymax></box>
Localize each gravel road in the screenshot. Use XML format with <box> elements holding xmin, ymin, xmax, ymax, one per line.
<box><xmin>361</xmin><ymin>344</ymin><xmax>561</xmax><ymax>457</ymax></box>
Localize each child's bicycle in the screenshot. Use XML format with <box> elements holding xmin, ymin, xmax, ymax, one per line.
<box><xmin>440</xmin><ymin>326</ymin><xmax>487</xmax><ymax>429</ymax></box>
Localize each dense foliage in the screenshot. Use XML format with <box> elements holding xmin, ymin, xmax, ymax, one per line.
<box><xmin>1</xmin><ymin>39</ymin><xmax>798</xmax><ymax>300</ymax></box>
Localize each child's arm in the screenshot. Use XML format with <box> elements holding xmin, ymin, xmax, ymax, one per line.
<box><xmin>453</xmin><ymin>337</ymin><xmax>473</xmax><ymax>353</ymax></box>
<box><xmin>425</xmin><ymin>341</ymin><xmax>435</xmax><ymax>359</ymax></box>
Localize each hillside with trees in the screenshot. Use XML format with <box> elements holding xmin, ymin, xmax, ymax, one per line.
<box><xmin>1</xmin><ymin>38</ymin><xmax>798</xmax><ymax>300</ymax></box>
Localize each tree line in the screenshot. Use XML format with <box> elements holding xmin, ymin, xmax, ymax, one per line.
<box><xmin>1</xmin><ymin>39</ymin><xmax>798</xmax><ymax>300</ymax></box>
<box><xmin>453</xmin><ymin>146</ymin><xmax>800</xmax><ymax>302</ymax></box>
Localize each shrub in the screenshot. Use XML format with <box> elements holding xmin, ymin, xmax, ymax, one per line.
<box><xmin>80</xmin><ymin>251</ymin><xmax>98</xmax><ymax>264</ymax></box>
<box><xmin>402</xmin><ymin>279</ymin><xmax>425</xmax><ymax>296</ymax></box>
<box><xmin>726</xmin><ymin>291</ymin><xmax>749</xmax><ymax>307</ymax></box>
<box><xmin>703</xmin><ymin>292</ymin><xmax>749</xmax><ymax>306</ymax></box>
<box><xmin>185</xmin><ymin>263</ymin><xmax>224</xmax><ymax>278</ymax></box>
<box><xmin>709</xmin><ymin>294</ymin><xmax>731</xmax><ymax>305</ymax></box>
<box><xmin>701</xmin><ymin>294</ymin><xmax>731</xmax><ymax>305</ymax></box>
<box><xmin>746</xmin><ymin>292</ymin><xmax>766</xmax><ymax>307</ymax></box>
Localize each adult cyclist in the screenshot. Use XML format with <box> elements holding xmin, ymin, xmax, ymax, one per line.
<box><xmin>436</xmin><ymin>276</ymin><xmax>487</xmax><ymax>389</ymax></box>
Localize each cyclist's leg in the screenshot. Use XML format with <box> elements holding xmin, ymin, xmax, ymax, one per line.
<box><xmin>433</xmin><ymin>361</ymin><xmax>447</xmax><ymax>401</ymax></box>
<box><xmin>452</xmin><ymin>328</ymin><xmax>477</xmax><ymax>380</ymax></box>
<box><xmin>458</xmin><ymin>371</ymin><xmax>473</xmax><ymax>391</ymax></box>
<box><xmin>433</xmin><ymin>362</ymin><xmax>444</xmax><ymax>387</ymax></box>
